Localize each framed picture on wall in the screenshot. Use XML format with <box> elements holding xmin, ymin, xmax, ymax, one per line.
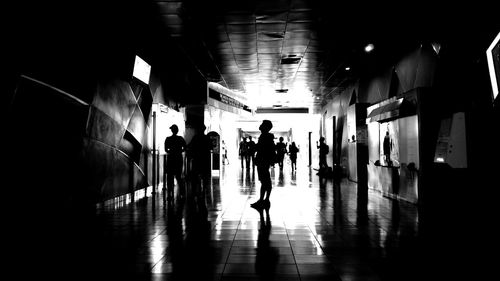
<box><xmin>380</xmin><ymin>121</ymin><xmax>399</xmax><ymax>167</ymax></box>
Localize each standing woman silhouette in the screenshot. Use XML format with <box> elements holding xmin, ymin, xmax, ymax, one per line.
<box><xmin>251</xmin><ymin>120</ymin><xmax>276</xmax><ymax>209</ymax></box>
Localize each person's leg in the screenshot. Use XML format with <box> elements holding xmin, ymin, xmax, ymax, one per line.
<box><xmin>246</xmin><ymin>155</ymin><xmax>251</xmax><ymax>168</ymax></box>
<box><xmin>261</xmin><ymin>167</ymin><xmax>272</xmax><ymax>201</ymax></box>
<box><xmin>191</xmin><ymin>173</ymin><xmax>200</xmax><ymax>198</ymax></box>
<box><xmin>175</xmin><ymin>172</ymin><xmax>184</xmax><ymax>198</ymax></box>
<box><xmin>260</xmin><ymin>185</ymin><xmax>266</xmax><ymax>201</ymax></box>
<box><xmin>263</xmin><ymin>184</ymin><xmax>272</xmax><ymax>201</ymax></box>
<box><xmin>201</xmin><ymin>173</ymin><xmax>210</xmax><ymax>195</ymax></box>
<box><xmin>262</xmin><ymin>177</ymin><xmax>272</xmax><ymax>209</ymax></box>
<box><xmin>167</xmin><ymin>174</ymin><xmax>174</xmax><ymax>199</ymax></box>
<box><xmin>252</xmin><ymin>166</ymin><xmax>269</xmax><ymax>207</ymax></box>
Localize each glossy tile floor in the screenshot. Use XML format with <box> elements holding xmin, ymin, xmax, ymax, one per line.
<box><xmin>18</xmin><ymin>159</ymin><xmax>486</xmax><ymax>280</ymax></box>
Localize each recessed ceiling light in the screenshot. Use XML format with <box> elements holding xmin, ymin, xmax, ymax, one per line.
<box><xmin>364</xmin><ymin>43</ymin><xmax>374</xmax><ymax>53</ymax></box>
<box><xmin>345</xmin><ymin>66</ymin><xmax>351</xmax><ymax>71</ymax></box>
<box><xmin>431</xmin><ymin>42</ymin><xmax>442</xmax><ymax>55</ymax></box>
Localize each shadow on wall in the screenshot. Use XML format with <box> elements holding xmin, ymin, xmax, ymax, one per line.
<box><xmin>6</xmin><ymin>75</ymin><xmax>150</xmax><ymax>215</ymax></box>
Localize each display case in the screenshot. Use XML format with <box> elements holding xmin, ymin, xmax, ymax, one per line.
<box><xmin>366</xmin><ymin>95</ymin><xmax>419</xmax><ymax>203</ymax></box>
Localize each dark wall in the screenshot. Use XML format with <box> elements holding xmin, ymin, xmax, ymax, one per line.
<box><xmin>5</xmin><ymin>1</ymin><xmax>206</xmax><ymax>212</ymax></box>
<box><xmin>323</xmin><ymin>29</ymin><xmax>500</xmax><ymax>180</ymax></box>
<box><xmin>322</xmin><ymin>29</ymin><xmax>500</xmax><ymax>278</ymax></box>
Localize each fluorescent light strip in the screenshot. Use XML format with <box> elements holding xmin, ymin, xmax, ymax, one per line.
<box><xmin>486</xmin><ymin>31</ymin><xmax>500</xmax><ymax>101</ymax></box>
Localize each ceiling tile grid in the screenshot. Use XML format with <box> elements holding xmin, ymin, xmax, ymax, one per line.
<box><xmin>153</xmin><ymin>0</ymin><xmax>423</xmax><ymax>109</ymax></box>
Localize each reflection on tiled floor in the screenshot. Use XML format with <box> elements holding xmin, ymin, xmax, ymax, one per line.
<box><xmin>43</xmin><ymin>162</ymin><xmax>431</xmax><ymax>280</ymax></box>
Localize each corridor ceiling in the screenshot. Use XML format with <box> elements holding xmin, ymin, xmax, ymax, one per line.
<box><xmin>10</xmin><ymin>1</ymin><xmax>494</xmax><ymax>112</ymax></box>
<box><xmin>150</xmin><ymin>0</ymin><xmax>445</xmax><ymax>110</ymax></box>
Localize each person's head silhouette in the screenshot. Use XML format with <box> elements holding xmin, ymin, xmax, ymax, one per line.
<box><xmin>170</xmin><ymin>124</ymin><xmax>179</xmax><ymax>135</ymax></box>
<box><xmin>259</xmin><ymin>120</ymin><xmax>273</xmax><ymax>133</ymax></box>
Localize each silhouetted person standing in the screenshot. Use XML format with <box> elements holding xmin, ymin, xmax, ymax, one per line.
<box><xmin>288</xmin><ymin>142</ymin><xmax>299</xmax><ymax>171</ymax></box>
<box><xmin>383</xmin><ymin>131</ymin><xmax>392</xmax><ymax>166</ymax></box>
<box><xmin>275</xmin><ymin>137</ymin><xmax>287</xmax><ymax>171</ymax></box>
<box><xmin>251</xmin><ymin>120</ymin><xmax>276</xmax><ymax>209</ymax></box>
<box><xmin>187</xmin><ymin>123</ymin><xmax>213</xmax><ymax>200</ymax></box>
<box><xmin>317</xmin><ymin>137</ymin><xmax>329</xmax><ymax>175</ymax></box>
<box><xmin>246</xmin><ymin>136</ymin><xmax>256</xmax><ymax>169</ymax></box>
<box><xmin>164</xmin><ymin>124</ymin><xmax>186</xmax><ymax>201</ymax></box>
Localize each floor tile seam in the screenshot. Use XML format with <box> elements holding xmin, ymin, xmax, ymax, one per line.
<box><xmin>283</xmin><ymin>220</ymin><xmax>303</xmax><ymax>280</ymax></box>
<box><xmin>311</xmin><ymin>195</ymin><xmax>409</xmax><ymax>254</ymax></box>
<box><xmin>220</xmin><ymin>194</ymin><xmax>255</xmax><ymax>279</ymax></box>
<box><xmin>313</xmin><ymin>205</ymin><xmax>356</xmax><ymax>239</ymax></box>
<box><xmin>305</xmin><ymin>212</ymin><xmax>365</xmax><ymax>276</ymax></box>
<box><xmin>361</xmin><ymin>192</ymin><xmax>414</xmax><ymax>242</ymax></box>
<box><xmin>311</xmin><ymin>205</ymin><xmax>387</xmax><ymax>245</ymax></box>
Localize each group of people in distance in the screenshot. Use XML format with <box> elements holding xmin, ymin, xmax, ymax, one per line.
<box><xmin>248</xmin><ymin>121</ymin><xmax>330</xmax><ymax>210</ymax></box>
<box><xmin>163</xmin><ymin>123</ymin><xmax>212</xmax><ymax>202</ymax></box>
<box><xmin>239</xmin><ymin>133</ymin><xmax>300</xmax><ymax>172</ymax></box>
<box><xmin>163</xmin><ymin>120</ymin><xmax>279</xmax><ymax>211</ymax></box>
<box><xmin>163</xmin><ymin>119</ymin><xmax>329</xmax><ymax>212</ymax></box>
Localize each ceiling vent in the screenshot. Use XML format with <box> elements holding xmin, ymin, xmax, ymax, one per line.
<box><xmin>280</xmin><ymin>56</ymin><xmax>302</xmax><ymax>65</ymax></box>
<box><xmin>261</xmin><ymin>32</ymin><xmax>285</xmax><ymax>39</ymax></box>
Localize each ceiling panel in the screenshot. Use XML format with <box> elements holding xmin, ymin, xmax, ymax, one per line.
<box><xmin>153</xmin><ymin>0</ymin><xmax>424</xmax><ymax>109</ymax></box>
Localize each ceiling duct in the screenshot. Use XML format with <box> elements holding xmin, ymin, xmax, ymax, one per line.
<box><xmin>260</xmin><ymin>32</ymin><xmax>285</xmax><ymax>40</ymax></box>
<box><xmin>280</xmin><ymin>56</ymin><xmax>302</xmax><ymax>65</ymax></box>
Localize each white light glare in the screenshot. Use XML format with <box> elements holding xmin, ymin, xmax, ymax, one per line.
<box><xmin>486</xmin><ymin>31</ymin><xmax>500</xmax><ymax>101</ymax></box>
<box><xmin>364</xmin><ymin>43</ymin><xmax>375</xmax><ymax>53</ymax></box>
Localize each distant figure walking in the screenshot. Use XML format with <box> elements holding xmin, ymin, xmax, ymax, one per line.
<box><xmin>239</xmin><ymin>137</ymin><xmax>248</xmax><ymax>169</ymax></box>
<box><xmin>221</xmin><ymin>140</ymin><xmax>229</xmax><ymax>165</ymax></box>
<box><xmin>164</xmin><ymin>124</ymin><xmax>186</xmax><ymax>200</ymax></box>
<box><xmin>288</xmin><ymin>142</ymin><xmax>299</xmax><ymax>171</ymax></box>
<box><xmin>317</xmin><ymin>137</ymin><xmax>329</xmax><ymax>175</ymax></box>
<box><xmin>187</xmin><ymin>123</ymin><xmax>213</xmax><ymax>199</ymax></box>
<box><xmin>275</xmin><ymin>137</ymin><xmax>287</xmax><ymax>171</ymax></box>
<box><xmin>246</xmin><ymin>136</ymin><xmax>256</xmax><ymax>169</ymax></box>
<box><xmin>251</xmin><ymin>120</ymin><xmax>276</xmax><ymax>209</ymax></box>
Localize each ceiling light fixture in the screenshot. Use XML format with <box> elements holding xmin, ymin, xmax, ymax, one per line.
<box><xmin>431</xmin><ymin>42</ymin><xmax>442</xmax><ymax>55</ymax></box>
<box><xmin>364</xmin><ymin>43</ymin><xmax>375</xmax><ymax>53</ymax></box>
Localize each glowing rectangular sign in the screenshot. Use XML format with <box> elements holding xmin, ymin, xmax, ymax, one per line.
<box><xmin>486</xmin><ymin>31</ymin><xmax>500</xmax><ymax>102</ymax></box>
<box><xmin>133</xmin><ymin>55</ymin><xmax>151</xmax><ymax>84</ymax></box>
